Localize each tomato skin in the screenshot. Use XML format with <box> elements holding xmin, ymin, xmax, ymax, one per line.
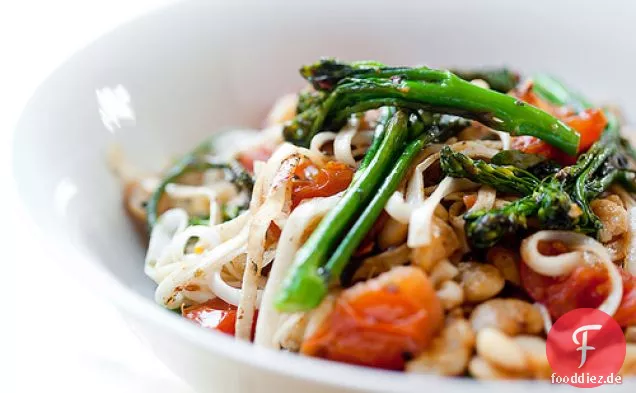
<box><xmin>520</xmin><ymin>261</ymin><xmax>636</xmax><ymax>327</ymax></box>
<box><xmin>291</xmin><ymin>160</ymin><xmax>354</xmax><ymax>208</ymax></box>
<box><xmin>182</xmin><ymin>298</ymin><xmax>238</xmax><ymax>336</ymax></box>
<box><xmin>511</xmin><ymin>87</ymin><xmax>607</xmax><ymax>161</ymax></box>
<box><xmin>563</xmin><ymin>108</ymin><xmax>607</xmax><ymax>152</ymax></box>
<box><xmin>511</xmin><ymin>136</ymin><xmax>577</xmax><ymax>165</ymax></box>
<box><xmin>237</xmin><ymin>146</ymin><xmax>274</xmax><ymax>173</ymax></box>
<box><xmin>463</xmin><ymin>194</ymin><xmax>478</xmax><ymax>210</ymax></box>
<box><xmin>182</xmin><ymin>299</ymin><xmax>260</xmax><ymax>338</ymax></box>
<box><xmin>612</xmin><ymin>269</ymin><xmax>636</xmax><ymax>327</ymax></box>
<box><xmin>301</xmin><ymin>267</ymin><xmax>443</xmax><ymax>370</ymax></box>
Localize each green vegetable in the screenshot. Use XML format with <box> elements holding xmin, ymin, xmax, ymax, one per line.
<box><xmin>297</xmin><ymin>88</ymin><xmax>326</xmax><ymax>113</ymax></box>
<box><xmin>226</xmin><ymin>159</ymin><xmax>255</xmax><ymax>194</ymax></box>
<box><xmin>465</xmin><ymin>194</ymin><xmax>539</xmax><ymax>248</ymax></box>
<box><xmin>570</xmin><ymin>120</ymin><xmax>620</xmax><ymax>231</ymax></box>
<box><xmin>275</xmin><ymin>111</ymin><xmax>465</xmax><ymax>312</ymax></box>
<box><xmin>146</xmin><ymin>138</ymin><xmax>254</xmax><ymax>230</ymax></box>
<box><xmin>303</xmin><ymin>59</ymin><xmax>520</xmax><ymax>93</ymax></box>
<box><xmin>353</xmin><ymin>107</ymin><xmax>394</xmax><ymax>179</ymax></box>
<box><xmin>324</xmin><ymin>118</ymin><xmax>464</xmax><ymax>283</ymax></box>
<box><xmin>440</xmin><ymin>147</ymin><xmax>540</xmax><ymax>195</ymax></box>
<box><xmin>146</xmin><ymin>139</ymin><xmax>224</xmax><ymax>229</ymax></box>
<box><xmin>222</xmin><ymin>204</ymin><xmax>243</xmax><ymax>222</ymax></box>
<box><xmin>490</xmin><ymin>150</ymin><xmax>547</xmax><ymax>169</ymax></box>
<box><xmin>451</xmin><ymin>67</ymin><xmax>520</xmax><ymax>93</ymax></box>
<box><xmin>532</xmin><ymin>73</ymin><xmax>591</xmax><ymax>111</ymax></box>
<box><xmin>285</xmin><ymin>60</ymin><xmax>579</xmax><ymax>155</ymax></box>
<box><xmin>616</xmin><ymin>169</ymin><xmax>636</xmax><ymax>193</ymax></box>
<box><xmin>464</xmin><ymin>113</ymin><xmax>625</xmax><ymax>248</ymax></box>
<box><xmin>490</xmin><ymin>150</ymin><xmax>562</xmax><ymax>178</ymax></box>
<box><xmin>459</xmin><ymin>74</ymin><xmax>636</xmax><ymax>248</ymax></box>
<box><xmin>275</xmin><ymin>110</ymin><xmax>410</xmax><ymax>312</ymax></box>
<box><xmin>188</xmin><ymin>216</ymin><xmax>210</xmax><ymax>226</ymax></box>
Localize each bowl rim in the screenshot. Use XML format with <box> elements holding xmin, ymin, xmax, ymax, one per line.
<box><xmin>10</xmin><ymin>2</ymin><xmax>571</xmax><ymax>392</ymax></box>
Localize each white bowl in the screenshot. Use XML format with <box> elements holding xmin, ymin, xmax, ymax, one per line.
<box><xmin>13</xmin><ymin>1</ymin><xmax>636</xmax><ymax>392</ymax></box>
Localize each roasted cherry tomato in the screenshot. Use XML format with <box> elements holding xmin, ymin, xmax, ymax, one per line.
<box><xmin>463</xmin><ymin>194</ymin><xmax>478</xmax><ymax>210</ymax></box>
<box><xmin>563</xmin><ymin>108</ymin><xmax>607</xmax><ymax>153</ymax></box>
<box><xmin>510</xmin><ymin>136</ymin><xmax>578</xmax><ymax>165</ymax></box>
<box><xmin>182</xmin><ymin>298</ymin><xmax>260</xmax><ymax>338</ymax></box>
<box><xmin>291</xmin><ymin>160</ymin><xmax>354</xmax><ymax>208</ymax></box>
<box><xmin>182</xmin><ymin>298</ymin><xmax>238</xmax><ymax>336</ymax></box>
<box><xmin>520</xmin><ymin>247</ymin><xmax>636</xmax><ymax>327</ymax></box>
<box><xmin>237</xmin><ymin>145</ymin><xmax>274</xmax><ymax>173</ymax></box>
<box><xmin>511</xmin><ymin>86</ymin><xmax>607</xmax><ymax>163</ymax></box>
<box><xmin>612</xmin><ymin>269</ymin><xmax>636</xmax><ymax>327</ymax></box>
<box><xmin>301</xmin><ymin>266</ymin><xmax>443</xmax><ymax>370</ymax></box>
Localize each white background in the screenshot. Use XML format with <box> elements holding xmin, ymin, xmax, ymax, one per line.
<box><xmin>1</xmin><ymin>1</ymin><xmax>194</xmax><ymax>392</ymax></box>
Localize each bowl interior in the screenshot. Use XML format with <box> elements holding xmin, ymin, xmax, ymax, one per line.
<box><xmin>12</xmin><ymin>0</ymin><xmax>636</xmax><ymax>391</ymax></box>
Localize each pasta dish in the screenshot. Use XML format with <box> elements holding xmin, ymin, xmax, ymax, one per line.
<box><xmin>119</xmin><ymin>59</ymin><xmax>636</xmax><ymax>378</ymax></box>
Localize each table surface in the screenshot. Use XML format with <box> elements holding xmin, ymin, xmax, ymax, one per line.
<box><xmin>2</xmin><ymin>1</ymin><xmax>194</xmax><ymax>392</ymax></box>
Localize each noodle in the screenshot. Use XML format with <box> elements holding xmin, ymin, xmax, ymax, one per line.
<box><xmin>237</xmin><ymin>152</ymin><xmax>302</xmax><ymax>340</ymax></box>
<box><xmin>520</xmin><ymin>230</ymin><xmax>623</xmax><ymax>316</ymax></box>
<box><xmin>408</xmin><ymin>177</ymin><xmax>475</xmax><ymax>247</ymax></box>
<box><xmin>534</xmin><ymin>303</ymin><xmax>553</xmax><ymax>334</ymax></box>
<box><xmin>309</xmin><ymin>123</ymin><xmax>374</xmax><ymax>165</ymax></box>
<box><xmin>122</xmin><ymin>64</ymin><xmax>636</xmax><ymax>379</ymax></box>
<box><xmin>255</xmin><ymin>193</ymin><xmax>342</xmax><ymax>347</ymax></box>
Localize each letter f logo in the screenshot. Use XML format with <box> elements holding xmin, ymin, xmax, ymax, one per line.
<box><xmin>572</xmin><ymin>324</ymin><xmax>602</xmax><ymax>368</ymax></box>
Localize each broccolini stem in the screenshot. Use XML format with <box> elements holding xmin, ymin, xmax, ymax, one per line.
<box><xmin>274</xmin><ymin>111</ymin><xmax>410</xmax><ymax>312</ymax></box>
<box><xmin>465</xmin><ymin>195</ymin><xmax>539</xmax><ymax>248</ymax></box>
<box><xmin>532</xmin><ymin>73</ymin><xmax>592</xmax><ymax>111</ymax></box>
<box><xmin>146</xmin><ymin>138</ymin><xmax>220</xmax><ymax>229</ymax></box>
<box><xmin>303</xmin><ymin>59</ymin><xmax>520</xmax><ymax>93</ymax></box>
<box><xmin>464</xmin><ymin>79</ymin><xmax>625</xmax><ymax>247</ymax></box>
<box><xmin>615</xmin><ymin>170</ymin><xmax>636</xmax><ymax>194</ymax></box>
<box><xmin>146</xmin><ymin>140</ymin><xmax>254</xmax><ymax>229</ymax></box>
<box><xmin>326</xmin><ymin>119</ymin><xmax>463</xmax><ymax>283</ymax></box>
<box><xmin>440</xmin><ymin>146</ymin><xmax>540</xmax><ymax>194</ymax></box>
<box><xmin>570</xmin><ymin>114</ymin><xmax>620</xmax><ymax>230</ymax></box>
<box><xmin>451</xmin><ymin>67</ymin><xmax>520</xmax><ymax>93</ymax></box>
<box><xmin>353</xmin><ymin>107</ymin><xmax>394</xmax><ymax>179</ymax></box>
<box><xmin>284</xmin><ymin>74</ymin><xmax>579</xmax><ymax>155</ymax></box>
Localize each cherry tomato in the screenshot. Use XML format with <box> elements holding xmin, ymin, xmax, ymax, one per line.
<box><xmin>182</xmin><ymin>298</ymin><xmax>238</xmax><ymax>336</ymax></box>
<box><xmin>510</xmin><ymin>136</ymin><xmax>576</xmax><ymax>165</ymax></box>
<box><xmin>182</xmin><ymin>299</ymin><xmax>260</xmax><ymax>338</ymax></box>
<box><xmin>237</xmin><ymin>145</ymin><xmax>274</xmax><ymax>173</ymax></box>
<box><xmin>563</xmin><ymin>108</ymin><xmax>607</xmax><ymax>153</ymax></box>
<box><xmin>611</xmin><ymin>269</ymin><xmax>636</xmax><ymax>327</ymax></box>
<box><xmin>291</xmin><ymin>160</ymin><xmax>354</xmax><ymax>208</ymax></box>
<box><xmin>301</xmin><ymin>266</ymin><xmax>443</xmax><ymax>370</ymax></box>
<box><xmin>520</xmin><ymin>251</ymin><xmax>636</xmax><ymax>327</ymax></box>
<box><xmin>515</xmin><ymin>88</ymin><xmax>566</xmax><ymax>116</ymax></box>
<box><xmin>463</xmin><ymin>194</ymin><xmax>478</xmax><ymax>210</ymax></box>
<box><xmin>511</xmin><ymin>86</ymin><xmax>607</xmax><ymax>162</ymax></box>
